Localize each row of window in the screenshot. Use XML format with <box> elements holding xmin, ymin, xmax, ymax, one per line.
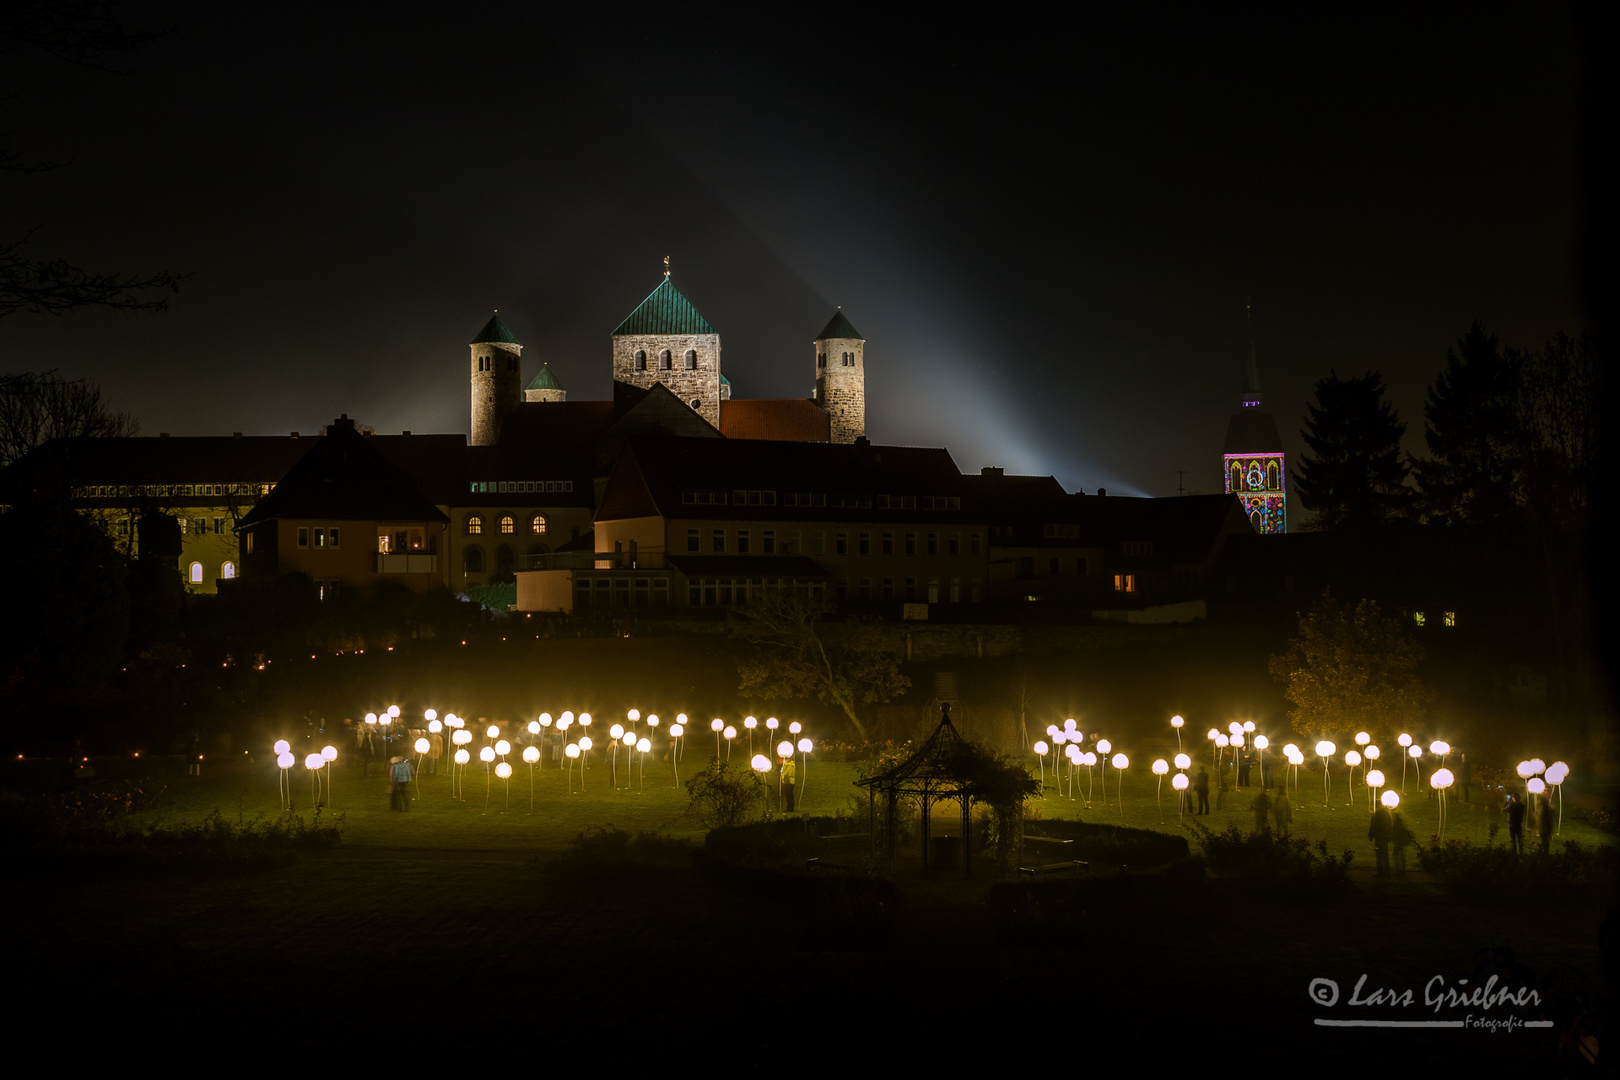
<box><xmin>817</xmin><ymin>351</ymin><xmax>856</xmax><ymax>368</ymax></box>
<box><xmin>466</xmin><ymin>514</ymin><xmax>546</xmax><ymax>536</ymax></box>
<box><xmin>468</xmin><ymin>480</ymin><xmax>574</xmax><ymax>494</ymax></box>
<box><xmin>685</xmin><ymin>528</ymin><xmax>983</xmax><ymax>557</ymax></box>
<box><xmin>477</xmin><ymin>354</ymin><xmax>520</xmax><ymax>373</ymax></box>
<box><xmin>80</xmin><ymin>483</ymin><xmax>273</xmax><ymax>498</ymax></box>
<box><xmin>634</xmin><ymin>349</ymin><xmax>699</xmax><ymax>371</ymax></box>
<box><xmin>298</xmin><ymin>527</ymin><xmax>341</xmax><ymax>549</ymax></box>
<box><xmin>183</xmin><ymin>517</ymin><xmax>231</xmax><ymax>536</ymax></box>
<box><xmin>187</xmin><ymin>561</ymin><xmax>236</xmax><ymax>584</ymax></box>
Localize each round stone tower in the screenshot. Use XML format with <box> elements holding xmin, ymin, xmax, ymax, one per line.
<box><xmin>814</xmin><ymin>308</ymin><xmax>865</xmax><ymax>444</ymax></box>
<box><xmin>525</xmin><ymin>363</ymin><xmax>566</xmax><ymax>403</ymax></box>
<box><xmin>470</xmin><ymin>312</ymin><xmax>523</xmax><ymax>446</ymax></box>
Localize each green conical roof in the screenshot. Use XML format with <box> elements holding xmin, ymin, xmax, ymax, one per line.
<box><xmin>719</xmin><ymin>373</ymin><xmax>731</xmax><ymax>385</ymax></box>
<box><xmin>613</xmin><ymin>278</ymin><xmax>715</xmax><ymax>336</ymax></box>
<box><xmin>471</xmin><ymin>313</ymin><xmax>520</xmax><ymax>345</ymax></box>
<box><xmin>815</xmin><ymin>308</ymin><xmax>863</xmax><ymax>341</ymax></box>
<box><xmin>526</xmin><ymin>364</ymin><xmax>564</xmax><ymax>392</ymax></box>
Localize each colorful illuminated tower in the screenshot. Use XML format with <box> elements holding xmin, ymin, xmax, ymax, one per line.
<box><xmin>1222</xmin><ymin>308</ymin><xmax>1286</xmax><ymax>532</ymax></box>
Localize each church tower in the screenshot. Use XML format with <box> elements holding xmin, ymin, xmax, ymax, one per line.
<box><xmin>814</xmin><ymin>308</ymin><xmax>865</xmax><ymax>444</ymax></box>
<box><xmin>611</xmin><ymin>260</ymin><xmax>721</xmax><ymax>428</ymax></box>
<box><xmin>524</xmin><ymin>364</ymin><xmax>566</xmax><ymax>403</ymax></box>
<box><xmin>470</xmin><ymin>312</ymin><xmax>523</xmax><ymax>447</ymax></box>
<box><xmin>1222</xmin><ymin>305</ymin><xmax>1287</xmax><ymax>532</ymax></box>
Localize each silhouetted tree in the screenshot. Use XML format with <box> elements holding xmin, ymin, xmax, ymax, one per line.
<box><xmin>1412</xmin><ymin>323</ymin><xmax>1525</xmax><ymax>526</ymax></box>
<box><xmin>2</xmin><ymin>3</ymin><xmax>184</xmax><ymax>316</ymax></box>
<box><xmin>0</xmin><ymin>371</ymin><xmax>138</xmax><ymax>468</ymax></box>
<box><xmin>1268</xmin><ymin>590</ymin><xmax>1431</xmax><ymax>747</ymax></box>
<box><xmin>730</xmin><ymin>589</ymin><xmax>910</xmax><ymax>739</ymax></box>
<box><xmin>1292</xmin><ymin>371</ymin><xmax>1412</xmax><ymax>530</ymax></box>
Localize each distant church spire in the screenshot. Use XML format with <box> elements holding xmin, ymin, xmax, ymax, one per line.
<box><xmin>1241</xmin><ymin>298</ymin><xmax>1262</xmax><ymax>409</ymax></box>
<box><xmin>663</xmin><ymin>255</ymin><xmax>670</xmax><ymax>278</ymax></box>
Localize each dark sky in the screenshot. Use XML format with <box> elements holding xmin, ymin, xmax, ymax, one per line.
<box><xmin>1</xmin><ymin>4</ymin><xmax>1587</xmax><ymax>502</ymax></box>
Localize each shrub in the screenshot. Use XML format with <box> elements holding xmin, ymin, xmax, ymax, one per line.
<box><xmin>684</xmin><ymin>758</ymin><xmax>766</xmax><ymax>828</ymax></box>
<box><xmin>1415</xmin><ymin>837</ymin><xmax>1619</xmax><ymax>898</ymax></box>
<box><xmin>1186</xmin><ymin>821</ymin><xmax>1354</xmax><ymax>896</ymax></box>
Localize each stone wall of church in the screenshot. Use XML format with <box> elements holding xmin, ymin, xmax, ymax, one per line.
<box><xmin>612</xmin><ymin>333</ymin><xmax>721</xmax><ymax>428</ymax></box>
<box><xmin>471</xmin><ymin>342</ymin><xmax>522</xmax><ymax>446</ymax></box>
<box><xmin>815</xmin><ymin>335</ymin><xmax>865</xmax><ymax>444</ymax></box>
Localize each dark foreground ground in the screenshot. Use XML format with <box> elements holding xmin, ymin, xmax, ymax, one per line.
<box><xmin>10</xmin><ymin>842</ymin><xmax>1612</xmax><ymax>1071</ymax></box>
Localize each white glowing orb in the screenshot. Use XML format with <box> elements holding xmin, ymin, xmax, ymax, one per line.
<box><xmin>789</xmin><ymin>721</ymin><xmax>802</xmax><ymax>735</ymax></box>
<box><xmin>1152</xmin><ymin>759</ymin><xmax>1169</xmax><ymax>775</ymax></box>
<box><xmin>1431</xmin><ymin>768</ymin><xmax>1454</xmax><ymax>789</ymax></box>
<box><xmin>745</xmin><ymin>716</ymin><xmax>757</xmax><ymax>729</ymax></box>
<box><xmin>1112</xmin><ymin>753</ymin><xmax>1129</xmax><ymax>770</ymax></box>
<box><xmin>496</xmin><ymin>762</ymin><xmax>512</xmax><ymax>780</ymax></box>
<box><xmin>480</xmin><ymin>747</ymin><xmax>495</xmax><ymax>763</ymax></box>
<box><xmin>1170</xmin><ymin>715</ymin><xmax>1184</xmax><ymax>728</ymax></box>
<box><xmin>1064</xmin><ymin>718</ymin><xmax>1078</xmax><ymax>731</ymax></box>
<box><xmin>751</xmin><ymin>754</ymin><xmax>770</xmax><ymax>772</ymax></box>
<box><xmin>1206</xmin><ymin>728</ymin><xmax>1219</xmax><ymax>740</ymax></box>
<box><xmin>578</xmin><ymin>736</ymin><xmax>593</xmax><ymax>752</ymax></box>
<box><xmin>414</xmin><ymin>738</ymin><xmax>429</xmax><ymax>754</ymax></box>
<box><xmin>1172</xmin><ymin>774</ymin><xmax>1189</xmax><ymax>790</ymax></box>
<box><xmin>711</xmin><ymin>718</ymin><xmax>724</xmax><ymax>732</ymax></box>
<box><xmin>304</xmin><ymin>753</ymin><xmax>323</xmax><ymax>770</ymax></box>
<box><xmin>1174</xmin><ymin>753</ymin><xmax>1191</xmax><ymax>770</ymax></box>
<box><xmin>724</xmin><ymin>726</ymin><xmax>737</xmax><ymax>740</ymax></box>
<box><xmin>565</xmin><ymin>744</ymin><xmax>579</xmax><ymax>759</ymax></box>
<box><xmin>1355</xmin><ymin>731</ymin><xmax>1370</xmax><ymax>746</ymax></box>
<box><xmin>1528</xmin><ymin>758</ymin><xmax>1545</xmax><ymax>775</ymax></box>
<box><xmin>277</xmin><ymin>752</ymin><xmax>294</xmax><ymax>768</ymax></box>
<box><xmin>636</xmin><ymin>739</ymin><xmax>650</xmax><ymax>753</ymax></box>
<box><xmin>1409</xmin><ymin>744</ymin><xmax>1422</xmax><ymax>759</ymax></box>
<box><xmin>670</xmin><ymin>724</ymin><xmax>684</xmax><ymax>738</ymax></box>
<box><xmin>387</xmin><ymin>705</ymin><xmax>400</xmax><ymax>718</ymax></box>
<box><xmin>1097</xmin><ymin>739</ymin><xmax>1112</xmax><ymax>754</ymax></box>
<box><xmin>1430</xmin><ymin>740</ymin><xmax>1450</xmax><ymax>756</ymax></box>
<box><xmin>1516</xmin><ymin>760</ymin><xmax>1535</xmax><ymax>778</ymax></box>
<box><xmin>610</xmin><ymin>724</ymin><xmax>625</xmax><ymax>740</ymax></box>
<box><xmin>1366</xmin><ymin>769</ymin><xmax>1384</xmax><ymax>788</ymax></box>
<box><xmin>1315</xmin><ymin>741</ymin><xmax>1336</xmax><ymax>757</ymax></box>
<box><xmin>1034</xmin><ymin>741</ymin><xmax>1049</xmax><ymax>755</ymax></box>
<box><xmin>1065</xmin><ymin>745</ymin><xmax>1081</xmax><ymax>763</ymax></box>
<box><xmin>798</xmin><ymin>738</ymin><xmax>812</xmax><ymax>753</ymax></box>
<box><xmin>365</xmin><ymin>713</ymin><xmax>377</xmax><ymax>725</ymax></box>
<box><xmin>1082</xmin><ymin>753</ymin><xmax>1097</xmax><ymax>766</ymax></box>
<box><xmin>522</xmin><ymin>746</ymin><xmax>539</xmax><ymax>764</ymax></box>
<box><xmin>1381</xmin><ymin>790</ymin><xmax>1400</xmax><ymax>809</ymax></box>
<box><xmin>1216</xmin><ymin>734</ymin><xmax>1229</xmax><ymax>748</ymax></box>
<box><xmin>1528</xmin><ymin>778</ymin><xmax>1546</xmax><ymax>795</ymax></box>
<box><xmin>1253</xmin><ymin>736</ymin><xmax>1269</xmax><ymax>750</ymax></box>
<box><xmin>454</xmin><ymin>748</ymin><xmax>470</xmax><ymax>765</ymax></box>
<box><xmin>1398</xmin><ymin>733</ymin><xmax>1412</xmax><ymax>747</ymax></box>
<box><xmin>539</xmin><ymin>713</ymin><xmax>553</xmax><ymax>727</ymax></box>
<box><xmin>431</xmin><ymin>719</ymin><xmax>444</xmax><ymax>734</ymax></box>
<box><xmin>526</xmin><ymin>721</ymin><xmax>538</xmax><ymax>735</ymax></box>
<box><xmin>486</xmin><ymin>725</ymin><xmax>500</xmax><ymax>739</ymax></box>
<box><xmin>1546</xmin><ymin>761</ymin><xmax>1570</xmax><ymax>785</ymax></box>
<box><xmin>274</xmin><ymin>740</ymin><xmax>290</xmax><ymax>755</ymax></box>
<box><xmin>1345</xmin><ymin>750</ymin><xmax>1362</xmax><ymax>767</ymax></box>
<box><xmin>777</xmin><ymin>741</ymin><xmax>793</xmax><ymax>758</ymax></box>
<box><xmin>627</xmin><ymin>709</ymin><xmax>640</xmax><ymax>722</ymax></box>
<box><xmin>495</xmin><ymin>739</ymin><xmax>511</xmax><ymax>756</ymax></box>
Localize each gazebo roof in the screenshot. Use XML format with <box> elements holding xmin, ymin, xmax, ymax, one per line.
<box><xmin>856</xmin><ymin>704</ymin><xmax>974</xmax><ymax>797</ymax></box>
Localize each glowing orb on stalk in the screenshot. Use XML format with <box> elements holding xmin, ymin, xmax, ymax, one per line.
<box><xmin>1174</xmin><ymin>753</ymin><xmax>1191</xmax><ymax>770</ymax></box>
<box><xmin>1097</xmin><ymin>739</ymin><xmax>1112</xmax><ymax>754</ymax></box>
<box><xmin>1315</xmin><ymin>741</ymin><xmax>1336</xmax><ymax>757</ymax></box>
<box><xmin>724</xmin><ymin>726</ymin><xmax>736</xmax><ymax>739</ymax></box>
<box><xmin>486</xmin><ymin>725</ymin><xmax>499</xmax><ymax>739</ymax></box>
<box><xmin>1082</xmin><ymin>753</ymin><xmax>1096</xmax><ymax>767</ymax></box>
<box><xmin>1546</xmin><ymin>762</ymin><xmax>1570</xmax><ymax>784</ymax></box>
<box><xmin>480</xmin><ymin>747</ymin><xmax>495</xmax><ymax>763</ymax></box>
<box><xmin>1345</xmin><ymin>751</ymin><xmax>1362</xmax><ymax>767</ymax></box>
<box><xmin>1355</xmin><ymin>731</ymin><xmax>1370</xmax><ymax>746</ymax></box>
<box><xmin>278</xmin><ymin>752</ymin><xmax>294</xmax><ymax>768</ymax></box>
<box><xmin>387</xmin><ymin>706</ymin><xmax>400</xmax><ymax>718</ymax></box>
<box><xmin>1064</xmin><ymin>718</ymin><xmax>1078</xmax><ymax>732</ymax></box>
<box><xmin>636</xmin><ymin>739</ymin><xmax>650</xmax><ymax>753</ymax></box>
<box><xmin>539</xmin><ymin>713</ymin><xmax>553</xmax><ymax>728</ymax></box>
<box><xmin>495</xmin><ymin>762</ymin><xmax>512</xmax><ymax>779</ymax></box>
<box><xmin>1408</xmin><ymin>745</ymin><xmax>1422</xmax><ymax>760</ymax></box>
<box><xmin>1365</xmin><ymin>745</ymin><xmax>1379</xmax><ymax>760</ymax></box>
<box><xmin>1216</xmin><ymin>734</ymin><xmax>1229</xmax><ymax>748</ymax></box>
<box><xmin>777</xmin><ymin>741</ymin><xmax>793</xmax><ymax>758</ymax></box>
<box><xmin>414</xmin><ymin>738</ymin><xmax>429</xmax><ymax>754</ymax></box>
<box><xmin>610</xmin><ymin>724</ymin><xmax>625</xmax><ymax>740</ymax></box>
<box><xmin>799</xmin><ymin>738</ymin><xmax>812</xmax><ymax>753</ymax></box>
<box><xmin>1430</xmin><ymin>740</ymin><xmax>1450</xmax><ymax>756</ymax></box>
<box><xmin>711</xmin><ymin>719</ymin><xmax>724</xmax><ymax>733</ymax></box>
<box><xmin>627</xmin><ymin>709</ymin><xmax>640</xmax><ymax>722</ymax></box>
<box><xmin>1366</xmin><ymin>770</ymin><xmax>1384</xmax><ymax>788</ymax></box>
<box><xmin>1170</xmin><ymin>715</ymin><xmax>1184</xmax><ymax>729</ymax></box>
<box><xmin>323</xmin><ymin>745</ymin><xmax>337</xmax><ymax>761</ymax></box>
<box><xmin>578</xmin><ymin>736</ymin><xmax>592</xmax><ymax>752</ymax></box>
<box><xmin>1173</xmin><ymin>774</ymin><xmax>1189</xmax><ymax>791</ymax></box>
<box><xmin>454</xmin><ymin>748</ymin><xmax>469</xmax><ymax>765</ymax></box>
<box><xmin>1528</xmin><ymin>778</ymin><xmax>1546</xmax><ymax>795</ymax></box>
<box><xmin>1517</xmin><ymin>760</ymin><xmax>1535</xmax><ymax>779</ymax></box>
<box><xmin>274</xmin><ymin>740</ymin><xmax>290</xmax><ymax>755</ymax></box>
<box><xmin>526</xmin><ymin>721</ymin><xmax>538</xmax><ymax>735</ymax></box>
<box><xmin>424</xmin><ymin>709</ymin><xmax>437</xmax><ymax>722</ymax></box>
<box><xmin>789</xmin><ymin>722</ymin><xmax>801</xmax><ymax>735</ymax></box>
<box><xmin>670</xmin><ymin>724</ymin><xmax>684</xmax><ymax>738</ymax></box>
<box><xmin>1152</xmin><ymin>759</ymin><xmax>1169</xmax><ymax>775</ymax></box>
<box><xmin>304</xmin><ymin>753</ymin><xmax>323</xmax><ymax>770</ymax></box>
<box><xmin>1034</xmin><ymin>741</ymin><xmax>1049</xmax><ymax>756</ymax></box>
<box><xmin>1253</xmin><ymin>736</ymin><xmax>1268</xmax><ymax>750</ymax></box>
<box><xmin>1398</xmin><ymin>733</ymin><xmax>1412</xmax><ymax>747</ymax></box>
<box><xmin>495</xmin><ymin>740</ymin><xmax>511</xmax><ymax>756</ymax></box>
<box><xmin>431</xmin><ymin>720</ymin><xmax>444</xmax><ymax>734</ymax></box>
<box><xmin>522</xmin><ymin>746</ymin><xmax>539</xmax><ymax>764</ymax></box>
<box><xmin>1431</xmin><ymin>768</ymin><xmax>1454</xmax><ymax>789</ymax></box>
<box><xmin>565</xmin><ymin>744</ymin><xmax>579</xmax><ymax>760</ymax></box>
<box><xmin>1381</xmin><ymin>790</ymin><xmax>1400</xmax><ymax>809</ymax></box>
<box><xmin>751</xmin><ymin>755</ymin><xmax>770</xmax><ymax>772</ymax></box>
<box><xmin>1528</xmin><ymin>758</ymin><xmax>1545</xmax><ymax>775</ymax></box>
<box><xmin>1065</xmin><ymin>745</ymin><xmax>1081</xmax><ymax>763</ymax></box>
<box><xmin>1112</xmin><ymin>754</ymin><xmax>1128</xmax><ymax>769</ymax></box>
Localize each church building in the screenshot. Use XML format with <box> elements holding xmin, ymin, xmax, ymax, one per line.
<box><xmin>1221</xmin><ymin>309</ymin><xmax>1287</xmax><ymax>533</ymax></box>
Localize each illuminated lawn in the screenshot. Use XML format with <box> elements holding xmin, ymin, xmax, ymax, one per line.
<box><xmin>133</xmin><ymin>750</ymin><xmax>1611</xmax><ymax>863</ymax></box>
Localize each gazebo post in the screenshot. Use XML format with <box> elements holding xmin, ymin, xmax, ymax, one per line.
<box><xmin>962</xmin><ymin>793</ymin><xmax>972</xmax><ymax>880</ymax></box>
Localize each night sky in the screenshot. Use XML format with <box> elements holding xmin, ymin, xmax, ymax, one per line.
<box><xmin>1</xmin><ymin>4</ymin><xmax>1588</xmax><ymax>502</ymax></box>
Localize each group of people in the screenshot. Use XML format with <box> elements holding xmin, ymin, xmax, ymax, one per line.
<box><xmin>1503</xmin><ymin>790</ymin><xmax>1556</xmax><ymax>855</ymax></box>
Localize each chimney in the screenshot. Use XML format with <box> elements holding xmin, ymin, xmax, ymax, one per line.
<box><xmin>1097</xmin><ymin>487</ymin><xmax>1106</xmax><ymax>496</ymax></box>
<box><xmin>981</xmin><ymin>466</ymin><xmax>1004</xmax><ymax>477</ymax></box>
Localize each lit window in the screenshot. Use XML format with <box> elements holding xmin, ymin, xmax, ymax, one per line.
<box><xmin>189</xmin><ymin>562</ymin><xmax>204</xmax><ymax>584</ymax></box>
<box><xmin>1113</xmin><ymin>574</ymin><xmax>1136</xmax><ymax>593</ymax></box>
<box><xmin>1414</xmin><ymin>612</ymin><xmax>1426</xmax><ymax>627</ymax></box>
<box><xmin>221</xmin><ymin>562</ymin><xmax>236</xmax><ymax>580</ymax></box>
<box><xmin>329</xmin><ymin>529</ymin><xmax>340</xmax><ymax>548</ymax></box>
<box><xmin>530</xmin><ymin>514</ymin><xmax>546</xmax><ymax>534</ymax></box>
<box><xmin>467</xmin><ymin>515</ymin><xmax>483</xmax><ymax>536</ymax></box>
<box><xmin>499</xmin><ymin>515</ymin><xmax>514</xmax><ymax>534</ymax></box>
<box><xmin>1444</xmin><ymin>611</ymin><xmax>1456</xmax><ymax>627</ymax></box>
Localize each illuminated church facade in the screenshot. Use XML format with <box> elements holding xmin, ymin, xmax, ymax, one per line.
<box><xmin>1220</xmin><ymin>317</ymin><xmax>1287</xmax><ymax>533</ymax></box>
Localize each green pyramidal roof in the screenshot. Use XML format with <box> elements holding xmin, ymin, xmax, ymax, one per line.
<box><xmin>471</xmin><ymin>313</ymin><xmax>520</xmax><ymax>345</ymax></box>
<box><xmin>816</xmin><ymin>309</ymin><xmax>863</xmax><ymax>341</ymax></box>
<box><xmin>613</xmin><ymin>278</ymin><xmax>715</xmax><ymax>336</ymax></box>
<box><xmin>526</xmin><ymin>364</ymin><xmax>564</xmax><ymax>391</ymax></box>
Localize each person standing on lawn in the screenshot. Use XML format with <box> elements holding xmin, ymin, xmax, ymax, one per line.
<box><xmin>780</xmin><ymin>754</ymin><xmax>796</xmax><ymax>813</ymax></box>
<box><xmin>389</xmin><ymin>755</ymin><xmax>413</xmax><ymax>811</ymax></box>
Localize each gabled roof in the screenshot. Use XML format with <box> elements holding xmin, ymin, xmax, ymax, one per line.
<box><xmin>239</xmin><ymin>417</ymin><xmax>447</xmax><ymax>527</ymax></box>
<box><xmin>471</xmin><ymin>313</ymin><xmax>520</xmax><ymax>346</ymax></box>
<box><xmin>718</xmin><ymin>399</ymin><xmax>831</xmax><ymax>442</ymax></box>
<box><xmin>816</xmin><ymin>309</ymin><xmax>863</xmax><ymax>341</ymax></box>
<box><xmin>526</xmin><ymin>364</ymin><xmax>564</xmax><ymax>392</ymax></box>
<box><xmin>612</xmin><ymin>278</ymin><xmax>716</xmax><ymax>336</ymax></box>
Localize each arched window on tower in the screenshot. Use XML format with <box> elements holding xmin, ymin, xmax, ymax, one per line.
<box><xmin>685</xmin><ymin>349</ymin><xmax>697</xmax><ymax>370</ymax></box>
<box><xmin>466</xmin><ymin>514</ymin><xmax>483</xmax><ymax>535</ymax></box>
<box><xmin>659</xmin><ymin>350</ymin><xmax>672</xmax><ymax>370</ymax></box>
<box><xmin>818</xmin><ymin>352</ymin><xmax>825</xmax><ymax>368</ymax></box>
<box><xmin>636</xmin><ymin>350</ymin><xmax>647</xmax><ymax>371</ymax></box>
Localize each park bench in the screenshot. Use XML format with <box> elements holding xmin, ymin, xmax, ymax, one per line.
<box><xmin>806</xmin><ymin>832</ymin><xmax>871</xmax><ymax>871</ymax></box>
<box><xmin>1017</xmin><ymin>835</ymin><xmax>1087</xmax><ymax>878</ymax></box>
